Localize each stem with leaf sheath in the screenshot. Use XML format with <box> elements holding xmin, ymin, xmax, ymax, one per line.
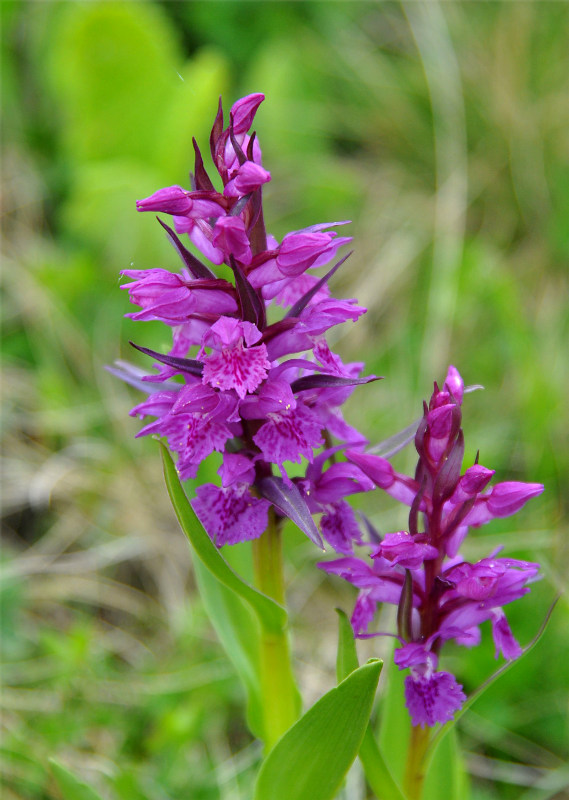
<box><xmin>403</xmin><ymin>724</ymin><xmax>431</xmax><ymax>800</ymax></box>
<box><xmin>252</xmin><ymin>509</ymin><xmax>299</xmax><ymax>750</ymax></box>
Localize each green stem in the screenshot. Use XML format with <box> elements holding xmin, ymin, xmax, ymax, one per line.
<box><xmin>403</xmin><ymin>725</ymin><xmax>431</xmax><ymax>800</ymax></box>
<box><xmin>252</xmin><ymin>510</ymin><xmax>299</xmax><ymax>750</ymax></box>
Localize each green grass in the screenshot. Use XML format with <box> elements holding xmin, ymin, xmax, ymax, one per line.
<box><xmin>1</xmin><ymin>2</ymin><xmax>568</xmax><ymax>798</ymax></box>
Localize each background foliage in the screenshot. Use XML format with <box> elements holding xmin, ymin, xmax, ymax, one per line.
<box><xmin>1</xmin><ymin>2</ymin><xmax>568</xmax><ymax>798</ymax></box>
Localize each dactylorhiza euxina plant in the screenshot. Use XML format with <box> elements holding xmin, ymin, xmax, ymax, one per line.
<box><xmin>113</xmin><ymin>94</ymin><xmax>546</xmax><ymax>800</ymax></box>
<box><xmin>113</xmin><ymin>92</ymin><xmax>375</xmax><ymax>554</ymax></box>
<box><xmin>319</xmin><ymin>365</ymin><xmax>543</xmax><ymax>793</ymax></box>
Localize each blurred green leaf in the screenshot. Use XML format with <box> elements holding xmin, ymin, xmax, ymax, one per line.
<box><xmin>49</xmin><ymin>760</ymin><xmax>104</xmax><ymax>800</ymax></box>
<box><xmin>0</xmin><ymin>570</ymin><xmax>26</xmax><ymax>659</ymax></box>
<box><xmin>112</xmin><ymin>770</ymin><xmax>149</xmax><ymax>800</ymax></box>
<box><xmin>247</xmin><ymin>37</ymin><xmax>328</xmax><ymax>161</ymax></box>
<box><xmin>160</xmin><ymin>442</ymin><xmax>287</xmax><ymax>634</ymax></box>
<box><xmin>182</xmin><ymin>1</ymin><xmax>305</xmax><ymax>71</ymax></box>
<box><xmin>253</xmin><ymin>659</ymin><xmax>382</xmax><ymax>800</ymax></box>
<box><xmin>59</xmin><ymin>160</ymin><xmax>171</xmax><ymax>265</ymax></box>
<box><xmin>155</xmin><ymin>47</ymin><xmax>230</xmax><ymax>181</ymax></box>
<box><xmin>47</xmin><ymin>2</ymin><xmax>180</xmax><ymax>163</ymax></box>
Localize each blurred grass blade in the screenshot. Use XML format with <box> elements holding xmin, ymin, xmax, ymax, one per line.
<box><xmin>192</xmin><ymin>557</ymin><xmax>264</xmax><ymax>739</ymax></box>
<box><xmin>368</xmin><ymin>418</ymin><xmax>420</xmax><ymax>457</ymax></box>
<box><xmin>253</xmin><ymin>659</ymin><xmax>382</xmax><ymax>800</ymax></box>
<box><xmin>367</xmin><ymin>386</ymin><xmax>482</xmax><ymax>459</ymax></box>
<box><xmin>336</xmin><ymin>609</ymin><xmax>406</xmax><ymax>800</ymax></box>
<box><xmin>160</xmin><ymin>442</ymin><xmax>287</xmax><ymax>633</ymax></box>
<box><xmin>49</xmin><ymin>760</ymin><xmax>104</xmax><ymax>800</ymax></box>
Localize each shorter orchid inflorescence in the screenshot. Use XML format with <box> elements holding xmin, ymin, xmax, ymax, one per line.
<box><xmin>112</xmin><ymin>93</ymin><xmax>377</xmax><ymax>552</ymax></box>
<box><xmin>319</xmin><ymin>366</ymin><xmax>543</xmax><ymax>728</ymax></box>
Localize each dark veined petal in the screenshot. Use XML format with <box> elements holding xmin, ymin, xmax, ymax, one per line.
<box><xmin>129</xmin><ymin>341</ymin><xmax>203</xmax><ymax>377</ymax></box>
<box><xmin>290</xmin><ymin>374</ymin><xmax>380</xmax><ymax>394</ymax></box>
<box><xmin>258</xmin><ymin>475</ymin><xmax>324</xmax><ymax>549</ymax></box>
<box><xmin>156</xmin><ymin>216</ymin><xmax>217</xmax><ymax>279</ymax></box>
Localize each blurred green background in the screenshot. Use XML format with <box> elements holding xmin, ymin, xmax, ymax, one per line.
<box><xmin>1</xmin><ymin>2</ymin><xmax>568</xmax><ymax>799</ymax></box>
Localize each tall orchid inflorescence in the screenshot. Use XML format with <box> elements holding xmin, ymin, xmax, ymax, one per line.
<box><xmin>319</xmin><ymin>366</ymin><xmax>543</xmax><ymax>728</ymax></box>
<box><xmin>113</xmin><ymin>93</ymin><xmax>376</xmax><ymax>553</ymax></box>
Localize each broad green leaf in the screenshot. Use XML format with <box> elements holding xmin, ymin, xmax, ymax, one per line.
<box><xmin>49</xmin><ymin>759</ymin><xmax>104</xmax><ymax>800</ymax></box>
<box><xmin>192</xmin><ymin>556</ymin><xmax>264</xmax><ymax>739</ymax></box>
<box><xmin>160</xmin><ymin>442</ymin><xmax>287</xmax><ymax>634</ymax></box>
<box><xmin>253</xmin><ymin>659</ymin><xmax>382</xmax><ymax>800</ymax></box>
<box><xmin>336</xmin><ymin>610</ymin><xmax>406</xmax><ymax>800</ymax></box>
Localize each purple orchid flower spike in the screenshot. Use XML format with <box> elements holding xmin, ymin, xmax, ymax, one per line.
<box><xmin>319</xmin><ymin>365</ymin><xmax>543</xmax><ymax>727</ymax></box>
<box><xmin>115</xmin><ymin>94</ymin><xmax>376</xmax><ymax>551</ymax></box>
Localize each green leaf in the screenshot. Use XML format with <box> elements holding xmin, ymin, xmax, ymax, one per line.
<box><xmin>336</xmin><ymin>610</ymin><xmax>406</xmax><ymax>800</ymax></box>
<box><xmin>253</xmin><ymin>659</ymin><xmax>382</xmax><ymax>800</ymax></box>
<box><xmin>49</xmin><ymin>759</ymin><xmax>104</xmax><ymax>800</ymax></box>
<box><xmin>160</xmin><ymin>442</ymin><xmax>287</xmax><ymax>634</ymax></box>
<box><xmin>192</xmin><ymin>557</ymin><xmax>264</xmax><ymax>739</ymax></box>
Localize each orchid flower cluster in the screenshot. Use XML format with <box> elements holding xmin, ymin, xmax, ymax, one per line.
<box><xmin>319</xmin><ymin>366</ymin><xmax>543</xmax><ymax>727</ymax></box>
<box><xmin>115</xmin><ymin>93</ymin><xmax>544</xmax><ymax>780</ymax></box>
<box><xmin>114</xmin><ymin>93</ymin><xmax>376</xmax><ymax>552</ymax></box>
